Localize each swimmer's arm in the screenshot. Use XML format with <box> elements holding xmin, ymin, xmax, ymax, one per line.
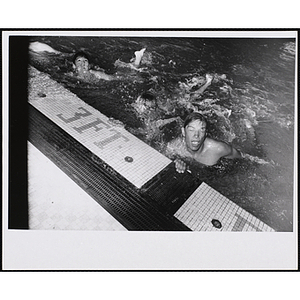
<box><xmin>227</xmin><ymin>147</ymin><xmax>242</xmax><ymax>159</ymax></box>
<box><xmin>164</xmin><ymin>143</ymin><xmax>188</xmax><ymax>173</ymax></box>
<box><xmin>192</xmin><ymin>74</ymin><xmax>214</xmax><ymax>96</ymax></box>
<box><xmin>155</xmin><ymin>116</ymin><xmax>180</xmax><ymax>128</ymax></box>
<box><xmin>90</xmin><ymin>69</ymin><xmax>113</xmax><ymax>81</ymax></box>
<box><xmin>219</xmin><ymin>142</ymin><xmax>242</xmax><ymax>159</ymax></box>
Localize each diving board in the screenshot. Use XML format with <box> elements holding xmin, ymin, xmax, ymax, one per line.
<box><xmin>28</xmin><ymin>66</ymin><xmax>171</xmax><ymax>189</ymax></box>
<box><xmin>174</xmin><ymin>182</ymin><xmax>275</xmax><ymax>232</ymax></box>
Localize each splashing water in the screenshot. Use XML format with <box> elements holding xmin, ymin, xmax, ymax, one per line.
<box><xmin>28</xmin><ymin>36</ymin><xmax>295</xmax><ymax>231</ymax></box>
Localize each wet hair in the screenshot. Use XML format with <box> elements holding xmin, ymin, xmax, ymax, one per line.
<box><xmin>141</xmin><ymin>91</ymin><xmax>156</xmax><ymax>101</ymax></box>
<box><xmin>73</xmin><ymin>51</ymin><xmax>90</xmax><ymax>64</ymax></box>
<box><xmin>183</xmin><ymin>112</ymin><xmax>207</xmax><ymax>128</ymax></box>
<box><xmin>140</xmin><ymin>91</ymin><xmax>157</xmax><ymax>107</ymax></box>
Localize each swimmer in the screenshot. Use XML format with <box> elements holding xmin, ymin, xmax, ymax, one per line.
<box><xmin>72</xmin><ymin>51</ymin><xmax>113</xmax><ymax>81</ymax></box>
<box><xmin>132</xmin><ymin>91</ymin><xmax>180</xmax><ymax>133</ymax></box>
<box><xmin>166</xmin><ymin>112</ymin><xmax>242</xmax><ymax>173</ymax></box>
<box><xmin>114</xmin><ymin>48</ymin><xmax>147</xmax><ymax>70</ymax></box>
<box><xmin>73</xmin><ymin>48</ymin><xmax>146</xmax><ymax>81</ymax></box>
<box><xmin>190</xmin><ymin>74</ymin><xmax>214</xmax><ymax>99</ymax></box>
<box><xmin>29</xmin><ymin>41</ymin><xmax>60</xmax><ymax>54</ymax></box>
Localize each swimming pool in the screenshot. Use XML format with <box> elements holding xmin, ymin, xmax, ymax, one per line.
<box><xmin>28</xmin><ymin>35</ymin><xmax>296</xmax><ymax>231</ymax></box>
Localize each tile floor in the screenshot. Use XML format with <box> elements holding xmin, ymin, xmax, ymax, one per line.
<box><xmin>174</xmin><ymin>182</ymin><xmax>275</xmax><ymax>232</ymax></box>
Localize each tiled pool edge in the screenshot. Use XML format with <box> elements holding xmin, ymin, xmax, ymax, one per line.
<box><xmin>174</xmin><ymin>182</ymin><xmax>275</xmax><ymax>232</ymax></box>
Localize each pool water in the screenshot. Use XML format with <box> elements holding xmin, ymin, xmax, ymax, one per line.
<box><xmin>28</xmin><ymin>35</ymin><xmax>296</xmax><ymax>231</ymax></box>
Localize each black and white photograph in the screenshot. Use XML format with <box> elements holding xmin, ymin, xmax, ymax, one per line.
<box><xmin>2</xmin><ymin>30</ymin><xmax>298</xmax><ymax>270</ymax></box>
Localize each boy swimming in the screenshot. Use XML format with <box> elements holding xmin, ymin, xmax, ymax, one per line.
<box><xmin>72</xmin><ymin>48</ymin><xmax>147</xmax><ymax>81</ymax></box>
<box><xmin>166</xmin><ymin>112</ymin><xmax>242</xmax><ymax>173</ymax></box>
<box><xmin>72</xmin><ymin>51</ymin><xmax>112</xmax><ymax>80</ymax></box>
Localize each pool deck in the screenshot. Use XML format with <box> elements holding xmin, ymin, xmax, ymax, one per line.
<box><xmin>28</xmin><ymin>66</ymin><xmax>275</xmax><ymax>232</ymax></box>
<box><xmin>28</xmin><ymin>142</ymin><xmax>127</xmax><ymax>231</ymax></box>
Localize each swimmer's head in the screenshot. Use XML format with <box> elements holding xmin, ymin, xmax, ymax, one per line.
<box><xmin>73</xmin><ymin>51</ymin><xmax>90</xmax><ymax>73</ymax></box>
<box><xmin>183</xmin><ymin>112</ymin><xmax>207</xmax><ymax>129</ymax></box>
<box><xmin>140</xmin><ymin>91</ymin><xmax>157</xmax><ymax>110</ymax></box>
<box><xmin>182</xmin><ymin>112</ymin><xmax>207</xmax><ymax>152</ymax></box>
<box><xmin>73</xmin><ymin>51</ymin><xmax>90</xmax><ymax>64</ymax></box>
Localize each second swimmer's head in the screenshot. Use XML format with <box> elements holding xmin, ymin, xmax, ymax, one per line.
<box><xmin>73</xmin><ymin>51</ymin><xmax>90</xmax><ymax>73</ymax></box>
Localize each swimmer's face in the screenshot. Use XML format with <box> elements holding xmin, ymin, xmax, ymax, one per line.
<box><xmin>182</xmin><ymin>119</ymin><xmax>207</xmax><ymax>152</ymax></box>
<box><xmin>74</xmin><ymin>56</ymin><xmax>89</xmax><ymax>73</ymax></box>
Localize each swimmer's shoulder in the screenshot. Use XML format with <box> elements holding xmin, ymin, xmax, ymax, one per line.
<box><xmin>205</xmin><ymin>137</ymin><xmax>230</xmax><ymax>153</ymax></box>
<box><xmin>204</xmin><ymin>137</ymin><xmax>219</xmax><ymax>147</ymax></box>
<box><xmin>89</xmin><ymin>69</ymin><xmax>112</xmax><ymax>80</ymax></box>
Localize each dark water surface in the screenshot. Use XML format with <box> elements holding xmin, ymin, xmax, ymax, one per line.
<box><xmin>29</xmin><ymin>35</ymin><xmax>296</xmax><ymax>231</ymax></box>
